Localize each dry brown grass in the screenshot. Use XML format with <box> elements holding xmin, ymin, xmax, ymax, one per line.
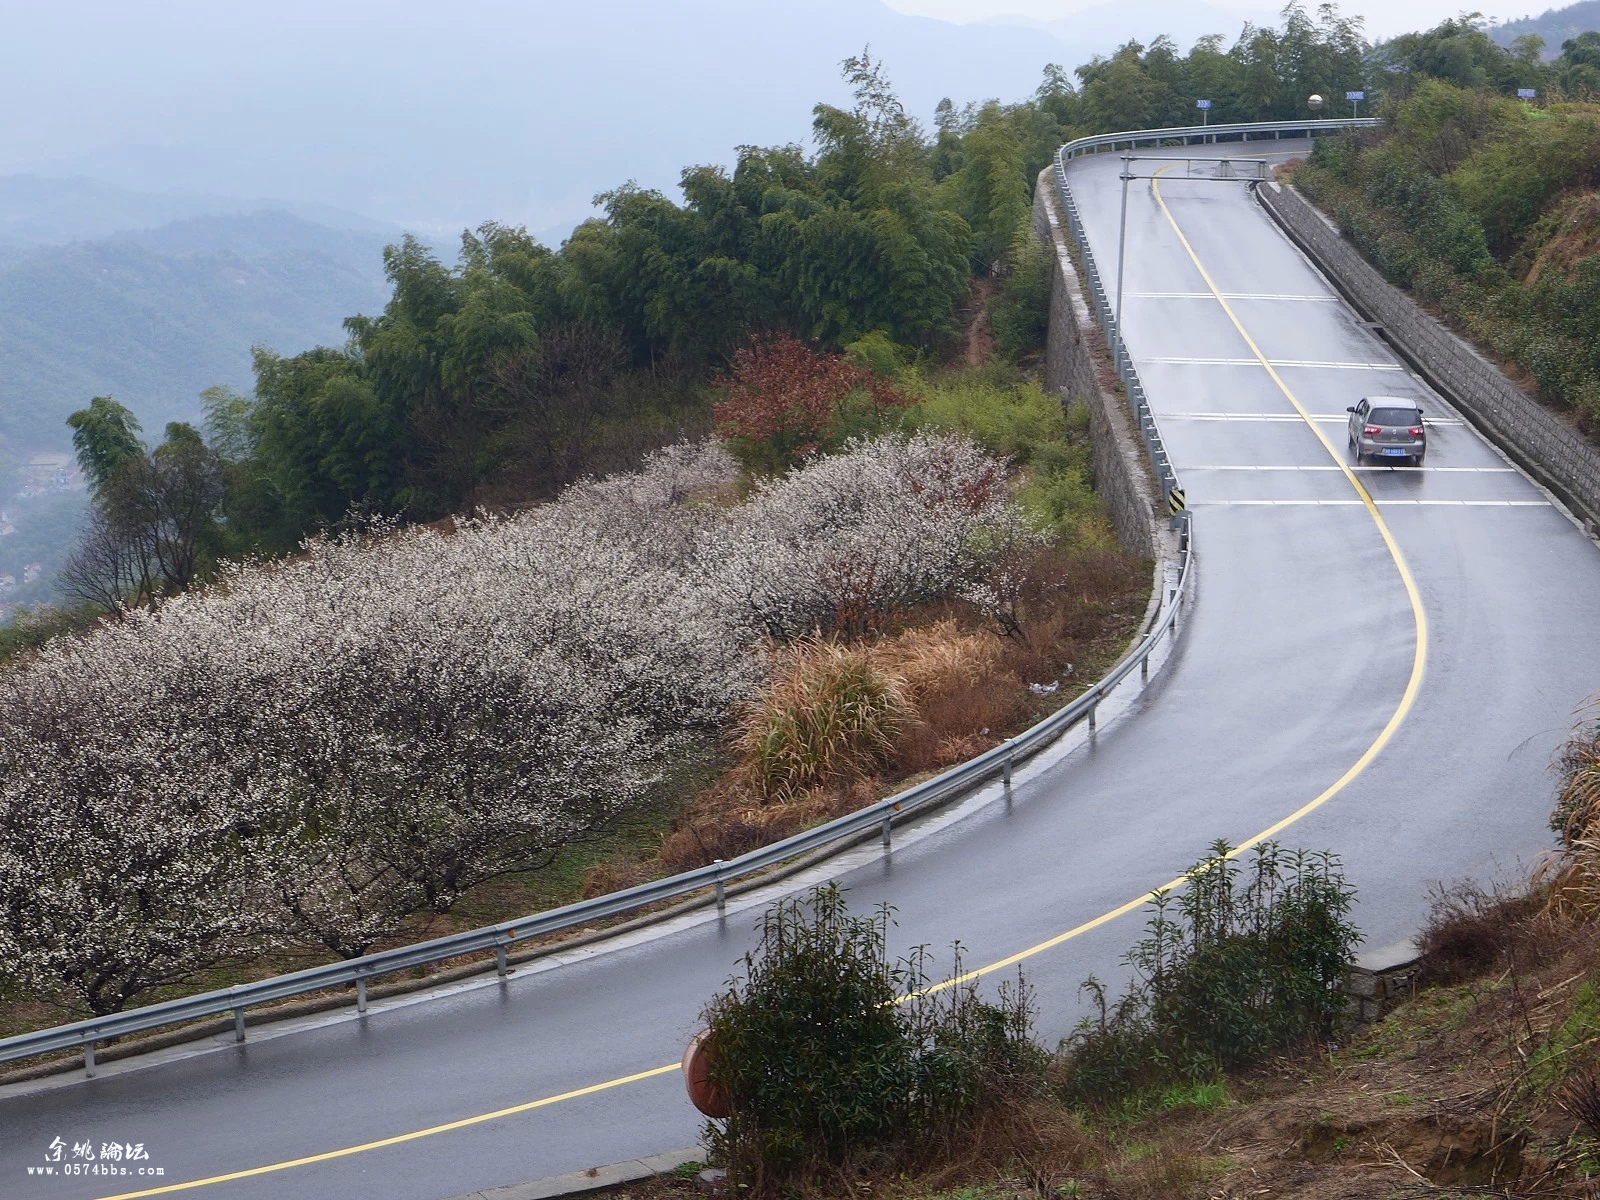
<box><xmin>1417</xmin><ymin>880</ymin><xmax>1547</xmax><ymax>985</ymax></box>
<box><xmin>653</xmin><ymin>778</ymin><xmax>880</xmax><ymax>875</ymax></box>
<box><xmin>1533</xmin><ymin>713</ymin><xmax>1600</xmax><ymax>924</ymax></box>
<box><xmin>871</xmin><ymin>619</ymin><xmax>1024</xmax><ymax>774</ymax></box>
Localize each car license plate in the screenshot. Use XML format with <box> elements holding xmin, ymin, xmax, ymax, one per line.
<box><xmin>1381</xmin><ymin>448</ymin><xmax>1407</xmax><ymax>457</ymax></box>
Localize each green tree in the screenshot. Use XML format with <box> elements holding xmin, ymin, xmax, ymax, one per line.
<box><xmin>66</xmin><ymin>395</ymin><xmax>144</xmax><ymax>495</ymax></box>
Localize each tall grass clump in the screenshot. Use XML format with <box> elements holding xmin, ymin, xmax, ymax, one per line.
<box><xmin>1535</xmin><ymin>709</ymin><xmax>1600</xmax><ymax>920</ymax></box>
<box><xmin>702</xmin><ymin>885</ymin><xmax>1045</xmax><ymax>1193</ymax></box>
<box><xmin>1061</xmin><ymin>840</ymin><xmax>1360</xmax><ymax>1106</ymax></box>
<box><xmin>733</xmin><ymin>640</ymin><xmax>913</xmax><ymax>799</ymax></box>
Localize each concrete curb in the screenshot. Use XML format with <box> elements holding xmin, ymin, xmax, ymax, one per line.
<box><xmin>441</xmin><ymin>1148</ymin><xmax>702</xmax><ymax>1200</ymax></box>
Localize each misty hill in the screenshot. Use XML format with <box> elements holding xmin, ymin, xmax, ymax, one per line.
<box><xmin>995</xmin><ymin>0</ymin><xmax>1276</xmax><ymax>62</ymax></box>
<box><xmin>0</xmin><ymin>175</ymin><xmax>394</xmax><ymax>256</ymax></box>
<box><xmin>1492</xmin><ymin>1</ymin><xmax>1600</xmax><ymax>55</ymax></box>
<box><xmin>0</xmin><ymin>210</ymin><xmax>392</xmax><ymax>458</ymax></box>
<box><xmin>0</xmin><ymin>0</ymin><xmax>1275</xmax><ymax>241</ymax></box>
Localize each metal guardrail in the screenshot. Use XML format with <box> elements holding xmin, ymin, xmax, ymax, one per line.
<box><xmin>1052</xmin><ymin>117</ymin><xmax>1379</xmax><ymax>513</ymax></box>
<box><xmin>0</xmin><ymin>116</ymin><xmax>1380</xmax><ymax>1077</ymax></box>
<box><xmin>0</xmin><ymin>538</ymin><xmax>1194</xmax><ymax>1076</ymax></box>
<box><xmin>1058</xmin><ymin>117</ymin><xmax>1380</xmax><ymax>160</ymax></box>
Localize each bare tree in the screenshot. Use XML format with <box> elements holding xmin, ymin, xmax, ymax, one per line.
<box><xmin>57</xmin><ymin>506</ymin><xmax>156</xmax><ymax>614</ymax></box>
<box><xmin>58</xmin><ymin>422</ymin><xmax>223</xmax><ymax>611</ymax></box>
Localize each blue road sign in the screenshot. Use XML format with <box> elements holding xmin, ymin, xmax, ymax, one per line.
<box><xmin>1196</xmin><ymin>99</ymin><xmax>1212</xmax><ymax>109</ymax></box>
<box><xmin>1345</xmin><ymin>91</ymin><xmax>1365</xmax><ymax>100</ymax></box>
<box><xmin>1518</xmin><ymin>88</ymin><xmax>1537</xmax><ymax>99</ymax></box>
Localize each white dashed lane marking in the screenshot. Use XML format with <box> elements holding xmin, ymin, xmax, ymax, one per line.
<box><xmin>1194</xmin><ymin>499</ymin><xmax>1550</xmax><ymax>507</ymax></box>
<box><xmin>1128</xmin><ymin>291</ymin><xmax>1341</xmax><ymax>301</ymax></box>
<box><xmin>1187</xmin><ymin>465</ymin><xmax>1514</xmax><ymax>473</ymax></box>
<box><xmin>1161</xmin><ymin>412</ymin><xmax>1465</xmax><ymax>425</ymax></box>
<box><xmin>1143</xmin><ymin>357</ymin><xmax>1404</xmax><ymax>370</ymax></box>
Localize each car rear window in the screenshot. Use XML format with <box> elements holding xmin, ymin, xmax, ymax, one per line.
<box><xmin>1369</xmin><ymin>407</ymin><xmax>1421</xmax><ymax>426</ymax></box>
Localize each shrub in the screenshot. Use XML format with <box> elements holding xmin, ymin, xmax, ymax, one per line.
<box><xmin>707</xmin><ymin>431</ymin><xmax>1027</xmax><ymax>638</ymax></box>
<box><xmin>1060</xmin><ymin>840</ymin><xmax>1360</xmax><ymax>1105</ymax></box>
<box><xmin>702</xmin><ymin>884</ymin><xmax>1043</xmax><ymax>1192</ymax></box>
<box><xmin>1417</xmin><ymin>881</ymin><xmax>1541</xmax><ymax>983</ymax></box>
<box><xmin>1552</xmin><ymin>707</ymin><xmax>1600</xmax><ymax>845</ymax></box>
<box><xmin>903</xmin><ymin>371</ymin><xmax>1104</xmax><ymax>544</ymax></box>
<box><xmin>1532</xmin><ymin>711</ymin><xmax>1600</xmax><ymax>923</ymax></box>
<box><xmin>872</xmin><ymin>618</ymin><xmax>1023</xmax><ymax>772</ymax></box>
<box><xmin>713</xmin><ymin>334</ymin><xmax>911</xmax><ymax>471</ymax></box>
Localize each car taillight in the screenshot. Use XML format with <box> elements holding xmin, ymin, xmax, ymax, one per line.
<box><xmin>1408</xmin><ymin>426</ymin><xmax>1424</xmax><ymax>436</ymax></box>
<box><xmin>1363</xmin><ymin>425</ymin><xmax>1381</xmax><ymax>435</ymax></box>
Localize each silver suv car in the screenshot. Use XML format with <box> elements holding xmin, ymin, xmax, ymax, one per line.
<box><xmin>1347</xmin><ymin>396</ymin><xmax>1426</xmax><ymax>465</ymax></box>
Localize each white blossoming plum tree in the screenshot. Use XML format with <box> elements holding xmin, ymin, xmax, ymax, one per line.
<box><xmin>0</xmin><ymin>433</ymin><xmax>1033</xmax><ymax>1011</ymax></box>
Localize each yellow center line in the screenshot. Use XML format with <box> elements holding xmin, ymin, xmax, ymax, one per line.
<box><xmin>93</xmin><ymin>1064</ymin><xmax>682</xmax><ymax>1200</ymax></box>
<box><xmin>94</xmin><ymin>158</ymin><xmax>1429</xmax><ymax>1200</ymax></box>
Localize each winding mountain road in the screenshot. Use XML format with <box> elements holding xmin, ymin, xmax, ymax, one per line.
<box><xmin>6</xmin><ymin>139</ymin><xmax>1600</xmax><ymax>1200</ymax></box>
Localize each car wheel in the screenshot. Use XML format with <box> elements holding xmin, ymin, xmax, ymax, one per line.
<box><xmin>1412</xmin><ymin>452</ymin><xmax>1425</xmax><ymax>467</ymax></box>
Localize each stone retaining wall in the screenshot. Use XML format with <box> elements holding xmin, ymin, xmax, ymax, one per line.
<box><xmin>1258</xmin><ymin>180</ymin><xmax>1600</xmax><ymax>533</ymax></box>
<box><xmin>1032</xmin><ymin>171</ymin><xmax>1160</xmax><ymax>560</ymax></box>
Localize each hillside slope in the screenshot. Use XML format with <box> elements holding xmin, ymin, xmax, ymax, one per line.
<box><xmin>1492</xmin><ymin>0</ymin><xmax>1600</xmax><ymax>56</ymax></box>
<box><xmin>0</xmin><ymin>210</ymin><xmax>392</xmax><ymax>456</ymax></box>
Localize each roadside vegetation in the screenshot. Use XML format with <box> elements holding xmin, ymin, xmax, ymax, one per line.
<box><xmin>1293</xmin><ymin>46</ymin><xmax>1600</xmax><ymax>438</ymax></box>
<box><xmin>689</xmin><ymin>840</ymin><xmax>1359</xmax><ymax>1197</ymax></box>
<box><xmin>599</xmin><ymin>711</ymin><xmax>1600</xmax><ymax>1198</ymax></box>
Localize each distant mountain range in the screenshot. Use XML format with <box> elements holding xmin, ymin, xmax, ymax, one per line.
<box><xmin>0</xmin><ymin>174</ymin><xmax>392</xmax><ymax>256</ymax></box>
<box><xmin>1491</xmin><ymin>0</ymin><xmax>1600</xmax><ymax>55</ymax></box>
<box><xmin>1</xmin><ymin>0</ymin><xmax>1276</xmax><ymax>241</ymax></box>
<box><xmin>0</xmin><ymin>193</ymin><xmax>396</xmax><ymax>607</ymax></box>
<box><xmin>990</xmin><ymin>0</ymin><xmax>1276</xmax><ymax>59</ymax></box>
<box><xmin>0</xmin><ymin>198</ymin><xmax>393</xmax><ymax>459</ymax></box>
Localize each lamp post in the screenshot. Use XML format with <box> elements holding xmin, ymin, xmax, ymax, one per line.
<box><xmin>1116</xmin><ymin>155</ymin><xmax>1132</xmax><ymax>376</ymax></box>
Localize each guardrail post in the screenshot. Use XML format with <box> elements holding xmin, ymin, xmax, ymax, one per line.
<box><xmin>881</xmin><ymin>813</ymin><xmax>892</xmax><ymax>848</ymax></box>
<box><xmin>356</xmin><ymin>976</ymin><xmax>368</xmax><ymax>1015</ymax></box>
<box><xmin>83</xmin><ymin>1036</ymin><xmax>96</xmax><ymax>1078</ymax></box>
<box><xmin>496</xmin><ymin>945</ymin><xmax>509</xmax><ymax>977</ymax></box>
<box><xmin>1002</xmin><ymin>754</ymin><xmax>1013</xmax><ymax>787</ymax></box>
<box><xmin>1088</xmin><ymin>704</ymin><xmax>1098</xmax><ymax>733</ymax></box>
<box><xmin>233</xmin><ymin>1007</ymin><xmax>246</xmax><ymax>1044</ymax></box>
<box><xmin>714</xmin><ymin>860</ymin><xmax>726</xmax><ymax>913</ymax></box>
